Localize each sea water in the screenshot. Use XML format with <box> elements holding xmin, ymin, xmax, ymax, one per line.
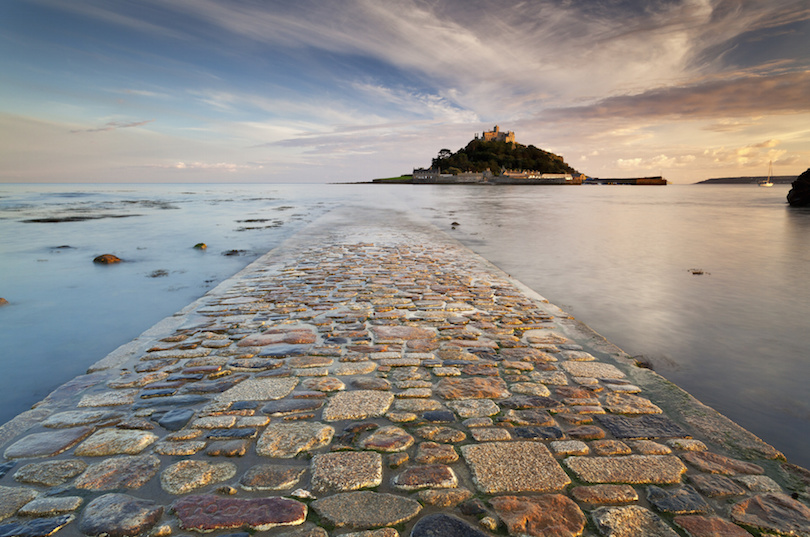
<box><xmin>1</xmin><ymin>182</ymin><xmax>808</xmax><ymax>467</ymax></box>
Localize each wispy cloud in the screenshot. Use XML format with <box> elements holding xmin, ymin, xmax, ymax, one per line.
<box><xmin>70</xmin><ymin>119</ymin><xmax>154</xmax><ymax>134</ymax></box>
<box><xmin>542</xmin><ymin>71</ymin><xmax>810</xmax><ymax>122</ymax></box>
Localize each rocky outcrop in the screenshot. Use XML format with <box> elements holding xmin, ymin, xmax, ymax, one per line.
<box><xmin>787</xmin><ymin>168</ymin><xmax>810</xmax><ymax>207</ymax></box>
<box><xmin>93</xmin><ymin>254</ymin><xmax>121</xmax><ymax>264</ymax></box>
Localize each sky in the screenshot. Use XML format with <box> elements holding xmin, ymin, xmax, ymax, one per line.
<box><xmin>1</xmin><ymin>0</ymin><xmax>808</xmax><ymax>184</ymax></box>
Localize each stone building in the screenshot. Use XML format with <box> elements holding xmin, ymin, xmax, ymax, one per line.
<box><xmin>478</xmin><ymin>125</ymin><xmax>515</xmax><ymax>144</ymax></box>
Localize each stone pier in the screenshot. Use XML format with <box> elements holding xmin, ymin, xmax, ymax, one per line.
<box><xmin>1</xmin><ymin>207</ymin><xmax>808</xmax><ymax>537</ymax></box>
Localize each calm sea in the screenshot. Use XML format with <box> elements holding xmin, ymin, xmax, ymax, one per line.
<box><xmin>1</xmin><ymin>182</ymin><xmax>807</xmax><ymax>467</ymax></box>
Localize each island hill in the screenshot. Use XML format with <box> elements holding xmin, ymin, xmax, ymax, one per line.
<box><xmin>373</xmin><ymin>126</ymin><xmax>667</xmax><ymax>185</ymax></box>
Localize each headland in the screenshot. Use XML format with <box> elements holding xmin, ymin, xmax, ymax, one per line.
<box><xmin>0</xmin><ymin>207</ymin><xmax>806</xmax><ymax>537</ymax></box>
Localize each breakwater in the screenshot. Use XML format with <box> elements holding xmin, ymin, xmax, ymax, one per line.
<box><xmin>0</xmin><ymin>206</ymin><xmax>807</xmax><ymax>537</ymax></box>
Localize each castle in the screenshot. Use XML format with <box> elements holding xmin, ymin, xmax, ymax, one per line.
<box><xmin>477</xmin><ymin>125</ymin><xmax>515</xmax><ymax>144</ymax></box>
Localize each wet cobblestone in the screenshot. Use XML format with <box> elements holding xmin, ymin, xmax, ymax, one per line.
<box><xmin>0</xmin><ymin>210</ymin><xmax>806</xmax><ymax>537</ymax></box>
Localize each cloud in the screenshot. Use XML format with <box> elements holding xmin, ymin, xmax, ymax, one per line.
<box><xmin>704</xmin><ymin>139</ymin><xmax>787</xmax><ymax>166</ymax></box>
<box><xmin>70</xmin><ymin>119</ymin><xmax>154</xmax><ymax>133</ymax></box>
<box><xmin>543</xmin><ymin>70</ymin><xmax>810</xmax><ymax>123</ymax></box>
<box><xmin>616</xmin><ymin>154</ymin><xmax>697</xmax><ymax>170</ymax></box>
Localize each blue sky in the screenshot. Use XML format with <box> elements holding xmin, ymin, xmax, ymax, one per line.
<box><xmin>1</xmin><ymin>0</ymin><xmax>808</xmax><ymax>184</ymax></box>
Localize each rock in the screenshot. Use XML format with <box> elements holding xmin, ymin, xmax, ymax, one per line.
<box><xmin>73</xmin><ymin>429</ymin><xmax>157</xmax><ymax>456</ymax></box>
<box><xmin>461</xmin><ymin>441</ymin><xmax>570</xmax><ymax>493</ymax></box>
<box><xmin>256</xmin><ymin>422</ymin><xmax>334</xmax><ymax>458</ymax></box>
<box><xmin>216</xmin><ymin>377</ymin><xmax>298</xmax><ymax>402</ymax></box>
<box><xmin>415</xmin><ymin>425</ymin><xmax>466</xmax><ymax>443</ymax></box>
<box><xmin>311</xmin><ymin>452</ymin><xmax>382</xmax><ymax>492</ymax></box>
<box><xmin>410</xmin><ymin>513</ymin><xmax>492</xmax><ymax>537</ymax></box>
<box><xmin>595</xmin><ymin>414</ymin><xmax>689</xmax><ymax>439</ymax></box>
<box><xmin>571</xmin><ymin>485</ymin><xmax>639</xmax><ymax>505</ymax></box>
<box><xmin>79</xmin><ymin>493</ymin><xmax>163</xmax><ymax>537</ymax></box>
<box><xmin>681</xmin><ymin>451</ymin><xmax>764</xmax><ymax>475</ymax></box>
<box><xmin>206</xmin><ymin>439</ymin><xmax>250</xmax><ymax>456</ymax></box>
<box><xmin>435</xmin><ymin>377</ymin><xmax>510</xmax><ymax>399</ymax></box>
<box><xmin>603</xmin><ymin>393</ymin><xmax>662</xmax><ymax>414</ymax></box>
<box><xmin>415</xmin><ymin>442</ymin><xmax>458</xmax><ymax>464</ymax></box>
<box><xmin>0</xmin><ymin>515</ymin><xmax>75</xmax><ymax>537</ymax></box>
<box><xmin>0</xmin><ymin>298</ymin><xmax>8</xmax><ymax>306</ymax></box>
<box><xmin>154</xmin><ymin>440</ymin><xmax>206</xmax><ymax>455</ymax></box>
<box><xmin>446</xmin><ymin>399</ymin><xmax>500</xmax><ymax>418</ymax></box>
<box><xmin>566</xmin><ymin>425</ymin><xmax>606</xmax><ymax>440</ymax></box>
<box><xmin>302</xmin><ymin>377</ymin><xmax>346</xmax><ymax>392</ymax></box>
<box><xmin>730</xmin><ymin>493</ymin><xmax>810</xmax><ymax>535</ymax></box>
<box><xmin>489</xmin><ymin>494</ymin><xmax>586</xmax><ymax>537</ymax></box>
<box><xmin>172</xmin><ymin>494</ymin><xmax>307</xmax><ymax>532</ymax></box>
<box><xmin>14</xmin><ymin>459</ymin><xmax>87</xmax><ymax>487</ymax></box>
<box><xmin>673</xmin><ymin>515</ymin><xmax>752</xmax><ymax>537</ymax></box>
<box><xmin>240</xmin><ymin>464</ymin><xmax>307</xmax><ymax>491</ymax></box>
<box><xmin>4</xmin><ymin>427</ymin><xmax>94</xmax><ymax>459</ymax></box>
<box><xmin>311</xmin><ymin>491</ymin><xmax>421</xmax><ymax>529</ymax></box>
<box><xmin>392</xmin><ymin>464</ymin><xmax>457</xmax><ymax>490</ymax></box>
<box><xmin>787</xmin><ymin>168</ymin><xmax>810</xmax><ymax>207</ymax></box>
<box><xmin>590</xmin><ymin>440</ymin><xmax>632</xmax><ymax>456</ymax></box>
<box><xmin>42</xmin><ymin>410</ymin><xmax>118</xmax><ymax>429</ymax></box>
<box><xmin>734</xmin><ymin>474</ymin><xmax>783</xmax><ymax>493</ymax></box>
<box><xmin>561</xmin><ymin>361</ymin><xmax>625</xmax><ymax>378</ymax></box>
<box><xmin>93</xmin><ymin>254</ymin><xmax>122</xmax><ymax>264</ymax></box>
<box><xmin>358</xmin><ymin>426</ymin><xmax>414</xmax><ymax>452</ymax></box>
<box><xmin>551</xmin><ymin>440</ymin><xmax>590</xmax><ymax>456</ymax></box>
<box><xmin>238</xmin><ymin>329</ymin><xmax>316</xmax><ymax>347</ymax></box>
<box><xmin>591</xmin><ymin>505</ymin><xmax>679</xmax><ymax>536</ymax></box>
<box><xmin>646</xmin><ymin>485</ymin><xmax>712</xmax><ymax>514</ymax></box>
<box><xmin>0</xmin><ymin>486</ymin><xmax>38</xmax><ymax>522</ymax></box>
<box><xmin>161</xmin><ymin>460</ymin><xmax>237</xmax><ymax>495</ymax></box>
<box><xmin>156</xmin><ymin>407</ymin><xmax>196</xmax><ymax>430</ymax></box>
<box><xmin>277</xmin><ymin>522</ymin><xmax>328</xmax><ymax>537</ymax></box>
<box><xmin>371</xmin><ymin>325</ymin><xmax>435</xmax><ymax>341</ymax></box>
<box><xmin>194</xmin><ymin>243</ymin><xmax>207</xmax><ymax>249</ymax></box>
<box><xmin>78</xmin><ymin>390</ymin><xmax>138</xmax><ymax>407</ymax></box>
<box><xmin>565</xmin><ymin>455</ymin><xmax>686</xmax><ymax>484</ymax></box>
<box><xmin>416</xmin><ymin>488</ymin><xmax>473</xmax><ymax>507</ymax></box>
<box><xmin>74</xmin><ymin>454</ymin><xmax>161</xmax><ymax>490</ymax></box>
<box><xmin>323</xmin><ymin>390</ymin><xmax>395</xmax><ymax>421</ymax></box>
<box><xmin>421</xmin><ymin>409</ymin><xmax>456</xmax><ymax>423</ymax></box>
<box><xmin>688</xmin><ymin>474</ymin><xmax>747</xmax><ymax>497</ymax></box>
<box><xmin>17</xmin><ymin>496</ymin><xmax>83</xmax><ymax>516</ymax></box>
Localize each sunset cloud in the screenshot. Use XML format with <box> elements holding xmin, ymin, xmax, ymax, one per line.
<box><xmin>70</xmin><ymin>120</ymin><xmax>154</xmax><ymax>134</ymax></box>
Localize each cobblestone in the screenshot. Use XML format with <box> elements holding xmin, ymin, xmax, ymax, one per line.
<box><xmin>0</xmin><ymin>213</ymin><xmax>802</xmax><ymax>537</ymax></box>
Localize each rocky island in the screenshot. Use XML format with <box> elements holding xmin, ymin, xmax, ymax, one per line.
<box><xmin>787</xmin><ymin>168</ymin><xmax>810</xmax><ymax>207</ymax></box>
<box><xmin>374</xmin><ymin>126</ymin><xmax>666</xmax><ymax>185</ymax></box>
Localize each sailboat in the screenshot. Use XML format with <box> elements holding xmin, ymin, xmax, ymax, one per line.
<box><xmin>759</xmin><ymin>161</ymin><xmax>774</xmax><ymax>187</ymax></box>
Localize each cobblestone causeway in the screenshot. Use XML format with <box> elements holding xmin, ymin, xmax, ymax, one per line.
<box><xmin>0</xmin><ymin>208</ymin><xmax>808</xmax><ymax>537</ymax></box>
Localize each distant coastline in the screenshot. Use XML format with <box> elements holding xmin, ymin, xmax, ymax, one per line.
<box><xmin>696</xmin><ymin>175</ymin><xmax>795</xmax><ymax>185</ymax></box>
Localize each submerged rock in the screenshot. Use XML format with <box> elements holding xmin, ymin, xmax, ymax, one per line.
<box><xmin>193</xmin><ymin>243</ymin><xmax>207</xmax><ymax>249</ymax></box>
<box><xmin>787</xmin><ymin>168</ymin><xmax>810</xmax><ymax>207</ymax></box>
<box><xmin>93</xmin><ymin>254</ymin><xmax>121</xmax><ymax>264</ymax></box>
<box><xmin>0</xmin><ymin>298</ymin><xmax>8</xmax><ymax>306</ymax></box>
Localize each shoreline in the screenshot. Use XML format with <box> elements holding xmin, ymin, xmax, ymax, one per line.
<box><xmin>0</xmin><ymin>206</ymin><xmax>807</xmax><ymax>537</ymax></box>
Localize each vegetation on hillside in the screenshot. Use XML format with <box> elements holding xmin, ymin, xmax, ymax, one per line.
<box><xmin>431</xmin><ymin>139</ymin><xmax>578</xmax><ymax>176</ymax></box>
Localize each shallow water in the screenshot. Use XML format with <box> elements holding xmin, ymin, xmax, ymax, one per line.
<box><xmin>1</xmin><ymin>182</ymin><xmax>808</xmax><ymax>467</ymax></box>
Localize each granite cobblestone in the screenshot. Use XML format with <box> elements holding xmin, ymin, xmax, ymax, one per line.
<box><xmin>0</xmin><ymin>216</ymin><xmax>806</xmax><ymax>537</ymax></box>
